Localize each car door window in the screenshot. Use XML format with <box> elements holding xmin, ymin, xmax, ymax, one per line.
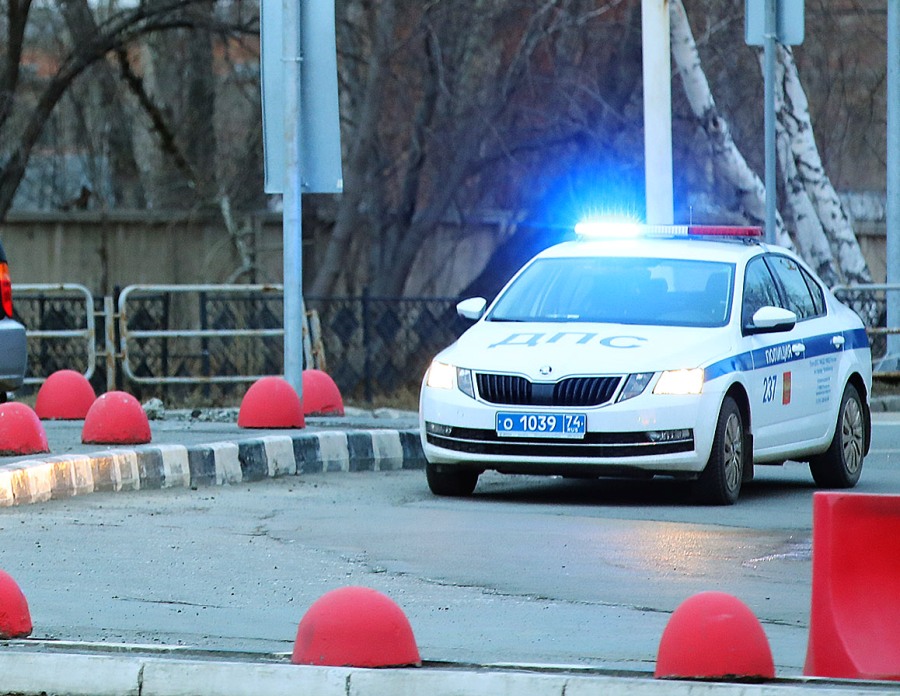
<box><xmin>767</xmin><ymin>255</ymin><xmax>817</xmax><ymax>320</ymax></box>
<box><xmin>742</xmin><ymin>257</ymin><xmax>781</xmax><ymax>328</ymax></box>
<box><xmin>800</xmin><ymin>266</ymin><xmax>826</xmax><ymax>316</ymax></box>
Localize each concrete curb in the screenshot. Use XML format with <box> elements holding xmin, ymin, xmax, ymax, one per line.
<box><xmin>0</xmin><ymin>428</ymin><xmax>426</xmax><ymax>508</ymax></box>
<box><xmin>0</xmin><ymin>647</ymin><xmax>896</xmax><ymax>696</ymax></box>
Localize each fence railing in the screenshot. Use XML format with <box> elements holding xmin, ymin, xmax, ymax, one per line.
<box><xmin>832</xmin><ymin>283</ymin><xmax>900</xmax><ymax>377</ymax></box>
<box><xmin>14</xmin><ymin>284</ymin><xmax>466</xmax><ymax>404</ymax></box>
<box><xmin>14</xmin><ymin>283</ymin><xmax>96</xmax><ymax>386</ymax></box>
<box><xmin>17</xmin><ymin>282</ymin><xmax>900</xmax><ymax>403</ymax></box>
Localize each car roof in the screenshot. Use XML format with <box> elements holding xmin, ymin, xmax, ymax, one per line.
<box><xmin>536</xmin><ymin>236</ymin><xmax>780</xmax><ymax>265</ymax></box>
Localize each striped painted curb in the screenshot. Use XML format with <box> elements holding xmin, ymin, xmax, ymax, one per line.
<box><xmin>0</xmin><ymin>429</ymin><xmax>425</xmax><ymax>508</ymax></box>
<box><xmin>0</xmin><ymin>649</ymin><xmax>895</xmax><ymax>696</ymax></box>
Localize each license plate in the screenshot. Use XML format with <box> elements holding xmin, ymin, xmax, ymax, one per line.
<box><xmin>496</xmin><ymin>412</ymin><xmax>586</xmax><ymax>439</ymax></box>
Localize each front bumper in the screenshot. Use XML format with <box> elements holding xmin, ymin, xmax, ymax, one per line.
<box><xmin>419</xmin><ymin>381</ymin><xmax>724</xmax><ymax>476</ymax></box>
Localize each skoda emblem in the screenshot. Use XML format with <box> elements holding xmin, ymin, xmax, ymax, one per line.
<box><xmin>539</xmin><ymin>365</ymin><xmax>553</xmax><ymax>376</ymax></box>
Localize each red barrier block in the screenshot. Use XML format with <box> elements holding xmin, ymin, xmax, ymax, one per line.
<box><xmin>0</xmin><ymin>569</ymin><xmax>32</xmax><ymax>638</ymax></box>
<box><xmin>292</xmin><ymin>586</ymin><xmax>421</xmax><ymax>668</ymax></box>
<box><xmin>655</xmin><ymin>591</ymin><xmax>774</xmax><ymax>681</ymax></box>
<box><xmin>35</xmin><ymin>369</ymin><xmax>96</xmax><ymax>420</ymax></box>
<box><xmin>238</xmin><ymin>376</ymin><xmax>305</xmax><ymax>429</ymax></box>
<box><xmin>302</xmin><ymin>369</ymin><xmax>344</xmax><ymax>416</ymax></box>
<box><xmin>804</xmin><ymin>492</ymin><xmax>900</xmax><ymax>680</ymax></box>
<box><xmin>0</xmin><ymin>403</ymin><xmax>49</xmax><ymax>456</ymax></box>
<box><xmin>82</xmin><ymin>391</ymin><xmax>151</xmax><ymax>445</ymax></box>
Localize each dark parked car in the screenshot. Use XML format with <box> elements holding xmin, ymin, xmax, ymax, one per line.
<box><xmin>0</xmin><ymin>240</ymin><xmax>28</xmax><ymax>399</ymax></box>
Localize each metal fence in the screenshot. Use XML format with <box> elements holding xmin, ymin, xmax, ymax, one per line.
<box><xmin>306</xmin><ymin>291</ymin><xmax>469</xmax><ymax>401</ymax></box>
<box><xmin>14</xmin><ymin>284</ymin><xmax>468</xmax><ymax>405</ymax></box>
<box><xmin>14</xmin><ymin>284</ymin><xmax>97</xmax><ymax>386</ymax></box>
<box><xmin>15</xmin><ymin>282</ymin><xmax>900</xmax><ymax>404</ymax></box>
<box><xmin>832</xmin><ymin>283</ymin><xmax>900</xmax><ymax>374</ymax></box>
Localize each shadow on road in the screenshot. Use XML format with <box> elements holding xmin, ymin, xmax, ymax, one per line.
<box><xmin>468</xmin><ymin>467</ymin><xmax>818</xmax><ymax>508</ymax></box>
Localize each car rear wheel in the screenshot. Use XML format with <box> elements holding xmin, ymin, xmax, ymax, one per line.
<box><xmin>809</xmin><ymin>383</ymin><xmax>864</xmax><ymax>489</ymax></box>
<box><xmin>693</xmin><ymin>396</ymin><xmax>745</xmax><ymax>505</ymax></box>
<box><xmin>426</xmin><ymin>463</ymin><xmax>479</xmax><ymax>497</ymax></box>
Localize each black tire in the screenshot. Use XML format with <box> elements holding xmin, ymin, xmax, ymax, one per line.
<box><xmin>693</xmin><ymin>396</ymin><xmax>745</xmax><ymax>505</ymax></box>
<box><xmin>809</xmin><ymin>383</ymin><xmax>865</xmax><ymax>489</ymax></box>
<box><xmin>426</xmin><ymin>463</ymin><xmax>479</xmax><ymax>497</ymax></box>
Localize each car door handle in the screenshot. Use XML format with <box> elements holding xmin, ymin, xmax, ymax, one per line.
<box><xmin>791</xmin><ymin>343</ymin><xmax>806</xmax><ymax>356</ymax></box>
<box><xmin>832</xmin><ymin>335</ymin><xmax>846</xmax><ymax>349</ymax></box>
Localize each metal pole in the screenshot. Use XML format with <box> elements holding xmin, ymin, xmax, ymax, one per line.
<box><xmin>888</xmin><ymin>0</ymin><xmax>900</xmax><ymax>356</ymax></box>
<box><xmin>641</xmin><ymin>0</ymin><xmax>674</xmax><ymax>225</ymax></box>
<box><xmin>282</xmin><ymin>0</ymin><xmax>304</xmax><ymax>398</ymax></box>
<box><xmin>763</xmin><ymin>0</ymin><xmax>777</xmax><ymax>244</ymax></box>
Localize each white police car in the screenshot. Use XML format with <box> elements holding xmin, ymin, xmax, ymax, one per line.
<box><xmin>419</xmin><ymin>223</ymin><xmax>872</xmax><ymax>504</ymax></box>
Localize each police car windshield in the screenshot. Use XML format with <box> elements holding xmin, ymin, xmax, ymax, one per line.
<box><xmin>488</xmin><ymin>257</ymin><xmax>735</xmax><ymax>327</ymax></box>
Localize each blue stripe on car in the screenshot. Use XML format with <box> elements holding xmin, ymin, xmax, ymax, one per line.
<box><xmin>704</xmin><ymin>327</ymin><xmax>869</xmax><ymax>382</ymax></box>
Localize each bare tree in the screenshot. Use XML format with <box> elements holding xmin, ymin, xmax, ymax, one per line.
<box><xmin>773</xmin><ymin>43</ymin><xmax>871</xmax><ymax>286</ymax></box>
<box><xmin>311</xmin><ymin>0</ymin><xmax>637</xmax><ymax>297</ymax></box>
<box><xmin>57</xmin><ymin>0</ymin><xmax>145</xmax><ymax>207</ymax></box>
<box><xmin>0</xmin><ymin>0</ymin><xmax>257</xmax><ymax>219</ymax></box>
<box><xmin>671</xmin><ymin>0</ymin><xmax>873</xmax><ymax>294</ymax></box>
<box><xmin>670</xmin><ymin>0</ymin><xmax>793</xmax><ymax>248</ymax></box>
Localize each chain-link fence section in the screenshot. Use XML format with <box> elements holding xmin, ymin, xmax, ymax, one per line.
<box><xmin>18</xmin><ymin>282</ymin><xmax>898</xmax><ymax>404</ymax></box>
<box><xmin>833</xmin><ymin>284</ymin><xmax>899</xmax><ymax>373</ymax></box>
<box><xmin>14</xmin><ymin>284</ymin><xmax>469</xmax><ymax>406</ymax></box>
<box><xmin>13</xmin><ymin>284</ymin><xmax>97</xmax><ymax>387</ymax></box>
<box><xmin>118</xmin><ymin>285</ymin><xmax>287</xmax><ymax>405</ymax></box>
<box><xmin>306</xmin><ymin>292</ymin><xmax>469</xmax><ymax>402</ymax></box>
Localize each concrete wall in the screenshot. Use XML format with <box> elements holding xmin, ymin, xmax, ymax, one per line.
<box><xmin>0</xmin><ymin>212</ymin><xmax>890</xmax><ymax>298</ymax></box>
<box><xmin>0</xmin><ymin>211</ymin><xmax>285</xmax><ymax>296</ymax></box>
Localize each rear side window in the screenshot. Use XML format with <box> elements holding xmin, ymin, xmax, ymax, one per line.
<box><xmin>767</xmin><ymin>255</ymin><xmax>821</xmax><ymax>320</ymax></box>
<box><xmin>800</xmin><ymin>266</ymin><xmax>826</xmax><ymax>316</ymax></box>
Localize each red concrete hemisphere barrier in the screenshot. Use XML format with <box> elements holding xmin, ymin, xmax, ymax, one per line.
<box><xmin>655</xmin><ymin>591</ymin><xmax>775</xmax><ymax>681</ymax></box>
<box><xmin>291</xmin><ymin>586</ymin><xmax>421</xmax><ymax>668</ymax></box>
<box><xmin>302</xmin><ymin>369</ymin><xmax>344</xmax><ymax>416</ymax></box>
<box><xmin>81</xmin><ymin>391</ymin><xmax>151</xmax><ymax>445</ymax></box>
<box><xmin>238</xmin><ymin>376</ymin><xmax>305</xmax><ymax>429</ymax></box>
<box><xmin>0</xmin><ymin>403</ymin><xmax>49</xmax><ymax>455</ymax></box>
<box><xmin>805</xmin><ymin>492</ymin><xmax>900</xmax><ymax>681</ymax></box>
<box><xmin>0</xmin><ymin>569</ymin><xmax>32</xmax><ymax>638</ymax></box>
<box><xmin>35</xmin><ymin>369</ymin><xmax>96</xmax><ymax>420</ymax></box>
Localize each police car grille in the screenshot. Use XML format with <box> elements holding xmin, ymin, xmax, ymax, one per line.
<box><xmin>476</xmin><ymin>374</ymin><xmax>621</xmax><ymax>407</ymax></box>
<box><xmin>553</xmin><ymin>376</ymin><xmax>620</xmax><ymax>406</ymax></box>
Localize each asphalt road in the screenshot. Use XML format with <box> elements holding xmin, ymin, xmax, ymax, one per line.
<box><xmin>1</xmin><ymin>413</ymin><xmax>899</xmax><ymax>678</ymax></box>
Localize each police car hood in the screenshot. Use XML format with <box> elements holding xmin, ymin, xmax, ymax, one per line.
<box><xmin>441</xmin><ymin>321</ymin><xmax>733</xmax><ymax>377</ymax></box>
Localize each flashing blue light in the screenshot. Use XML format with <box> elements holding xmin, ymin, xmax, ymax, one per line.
<box><xmin>574</xmin><ymin>220</ymin><xmax>644</xmax><ymax>238</ymax></box>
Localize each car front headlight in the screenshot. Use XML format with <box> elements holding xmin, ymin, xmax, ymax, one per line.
<box><xmin>653</xmin><ymin>368</ymin><xmax>705</xmax><ymax>395</ymax></box>
<box><xmin>426</xmin><ymin>361</ymin><xmax>475</xmax><ymax>399</ymax></box>
<box><xmin>426</xmin><ymin>361</ymin><xmax>455</xmax><ymax>390</ymax></box>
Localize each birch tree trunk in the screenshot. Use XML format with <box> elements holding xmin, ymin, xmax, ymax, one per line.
<box><xmin>770</xmin><ymin>53</ymin><xmax>840</xmax><ymax>287</ymax></box>
<box><xmin>777</xmin><ymin>125</ymin><xmax>841</xmax><ymax>287</ymax></box>
<box><xmin>669</xmin><ymin>0</ymin><xmax>794</xmax><ymax>249</ymax></box>
<box><xmin>773</xmin><ymin>44</ymin><xmax>872</xmax><ymax>286</ymax></box>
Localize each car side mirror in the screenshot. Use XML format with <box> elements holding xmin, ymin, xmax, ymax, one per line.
<box><xmin>745</xmin><ymin>306</ymin><xmax>797</xmax><ymax>335</ymax></box>
<box><xmin>457</xmin><ymin>297</ymin><xmax>487</xmax><ymax>321</ymax></box>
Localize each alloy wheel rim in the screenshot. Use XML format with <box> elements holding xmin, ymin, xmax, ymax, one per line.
<box><xmin>723</xmin><ymin>412</ymin><xmax>743</xmax><ymax>491</ymax></box>
<box><xmin>841</xmin><ymin>398</ymin><xmax>864</xmax><ymax>475</ymax></box>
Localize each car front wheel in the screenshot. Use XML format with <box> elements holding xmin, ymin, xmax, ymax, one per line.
<box><xmin>809</xmin><ymin>383</ymin><xmax>864</xmax><ymax>489</ymax></box>
<box><xmin>426</xmin><ymin>463</ymin><xmax>479</xmax><ymax>497</ymax></box>
<box><xmin>693</xmin><ymin>396</ymin><xmax>745</xmax><ymax>505</ymax></box>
